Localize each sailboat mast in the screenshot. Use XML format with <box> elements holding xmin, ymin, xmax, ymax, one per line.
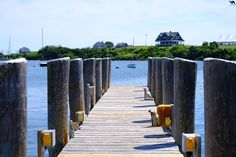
<box><xmin>7</xmin><ymin>36</ymin><xmax>11</xmax><ymax>59</ymax></box>
<box><xmin>42</xmin><ymin>28</ymin><xmax>44</xmax><ymax>49</ymax></box>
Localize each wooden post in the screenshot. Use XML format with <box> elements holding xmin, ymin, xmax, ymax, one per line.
<box><xmin>89</xmin><ymin>85</ymin><xmax>96</xmax><ymax>109</ymax></box>
<box><xmin>0</xmin><ymin>58</ymin><xmax>27</xmax><ymax>157</ymax></box>
<box><xmin>102</xmin><ymin>58</ymin><xmax>109</xmax><ymax>93</ymax></box>
<box><xmin>85</xmin><ymin>84</ymin><xmax>96</xmax><ymax>115</ymax></box>
<box><xmin>83</xmin><ymin>58</ymin><xmax>96</xmax><ymax>109</ymax></box>
<box><xmin>150</xmin><ymin>58</ymin><xmax>155</xmax><ymax>97</ymax></box>
<box><xmin>37</xmin><ymin>129</ymin><xmax>44</xmax><ymax>157</ymax></box>
<box><xmin>162</xmin><ymin>57</ymin><xmax>174</xmax><ymax>104</ymax></box>
<box><xmin>69</xmin><ymin>58</ymin><xmax>85</xmax><ymax>122</ymax></box>
<box><xmin>107</xmin><ymin>57</ymin><xmax>112</xmax><ymax>88</ymax></box>
<box><xmin>154</xmin><ymin>58</ymin><xmax>163</xmax><ymax>106</ymax></box>
<box><xmin>47</xmin><ymin>57</ymin><xmax>70</xmax><ymax>157</ymax></box>
<box><xmin>85</xmin><ymin>84</ymin><xmax>91</xmax><ymax>115</ymax></box>
<box><xmin>152</xmin><ymin>58</ymin><xmax>157</xmax><ymax>100</ymax></box>
<box><xmin>204</xmin><ymin>58</ymin><xmax>236</xmax><ymax>157</ymax></box>
<box><xmin>147</xmin><ymin>57</ymin><xmax>152</xmax><ymax>89</ymax></box>
<box><xmin>193</xmin><ymin>133</ymin><xmax>201</xmax><ymax>157</ymax></box>
<box><xmin>95</xmin><ymin>58</ymin><xmax>102</xmax><ymax>102</ymax></box>
<box><xmin>174</xmin><ymin>58</ymin><xmax>197</xmax><ymax>152</ymax></box>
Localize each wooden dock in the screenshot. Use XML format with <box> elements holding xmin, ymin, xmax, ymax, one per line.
<box><xmin>58</xmin><ymin>86</ymin><xmax>183</xmax><ymax>157</ymax></box>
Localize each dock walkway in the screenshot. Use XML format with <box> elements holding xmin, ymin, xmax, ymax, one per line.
<box><xmin>59</xmin><ymin>86</ymin><xmax>183</xmax><ymax>157</ymax></box>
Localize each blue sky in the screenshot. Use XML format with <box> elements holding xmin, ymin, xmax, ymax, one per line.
<box><xmin>0</xmin><ymin>0</ymin><xmax>236</xmax><ymax>53</ymax></box>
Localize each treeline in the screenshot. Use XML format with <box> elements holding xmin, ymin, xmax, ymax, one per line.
<box><xmin>3</xmin><ymin>42</ymin><xmax>236</xmax><ymax>60</ymax></box>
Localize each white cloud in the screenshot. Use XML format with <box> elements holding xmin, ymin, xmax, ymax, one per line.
<box><xmin>0</xmin><ymin>0</ymin><xmax>236</xmax><ymax>52</ymax></box>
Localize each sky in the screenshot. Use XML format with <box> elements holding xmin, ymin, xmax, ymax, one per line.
<box><xmin>0</xmin><ymin>0</ymin><xmax>236</xmax><ymax>53</ymax></box>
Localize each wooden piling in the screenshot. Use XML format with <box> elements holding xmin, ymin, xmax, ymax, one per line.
<box><xmin>102</xmin><ymin>58</ymin><xmax>109</xmax><ymax>93</ymax></box>
<box><xmin>37</xmin><ymin>129</ymin><xmax>44</xmax><ymax>157</ymax></box>
<box><xmin>85</xmin><ymin>84</ymin><xmax>91</xmax><ymax>115</ymax></box>
<box><xmin>150</xmin><ymin>58</ymin><xmax>155</xmax><ymax>97</ymax></box>
<box><xmin>162</xmin><ymin>57</ymin><xmax>174</xmax><ymax>104</ymax></box>
<box><xmin>173</xmin><ymin>58</ymin><xmax>197</xmax><ymax>152</ymax></box>
<box><xmin>47</xmin><ymin>57</ymin><xmax>70</xmax><ymax>157</ymax></box>
<box><xmin>89</xmin><ymin>85</ymin><xmax>96</xmax><ymax>109</ymax></box>
<box><xmin>83</xmin><ymin>58</ymin><xmax>96</xmax><ymax>109</ymax></box>
<box><xmin>152</xmin><ymin>58</ymin><xmax>157</xmax><ymax>100</ymax></box>
<box><xmin>147</xmin><ymin>57</ymin><xmax>152</xmax><ymax>89</ymax></box>
<box><xmin>204</xmin><ymin>58</ymin><xmax>236</xmax><ymax>157</ymax></box>
<box><xmin>107</xmin><ymin>57</ymin><xmax>111</xmax><ymax>88</ymax></box>
<box><xmin>95</xmin><ymin>58</ymin><xmax>102</xmax><ymax>102</ymax></box>
<box><xmin>69</xmin><ymin>58</ymin><xmax>85</xmax><ymax>122</ymax></box>
<box><xmin>154</xmin><ymin>58</ymin><xmax>163</xmax><ymax>106</ymax></box>
<box><xmin>194</xmin><ymin>133</ymin><xmax>201</xmax><ymax>157</ymax></box>
<box><xmin>0</xmin><ymin>58</ymin><xmax>27</xmax><ymax>157</ymax></box>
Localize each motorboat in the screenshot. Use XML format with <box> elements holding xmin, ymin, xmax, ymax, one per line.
<box><xmin>40</xmin><ymin>61</ymin><xmax>47</xmax><ymax>67</ymax></box>
<box><xmin>127</xmin><ymin>63</ymin><xmax>136</xmax><ymax>68</ymax></box>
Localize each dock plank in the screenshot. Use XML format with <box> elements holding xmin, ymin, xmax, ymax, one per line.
<box><xmin>59</xmin><ymin>86</ymin><xmax>183</xmax><ymax>157</ymax></box>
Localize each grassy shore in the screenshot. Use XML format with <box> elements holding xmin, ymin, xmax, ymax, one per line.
<box><xmin>2</xmin><ymin>42</ymin><xmax>236</xmax><ymax>61</ymax></box>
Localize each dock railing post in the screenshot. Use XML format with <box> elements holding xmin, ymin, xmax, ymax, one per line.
<box><xmin>174</xmin><ymin>58</ymin><xmax>197</xmax><ymax>153</ymax></box>
<box><xmin>96</xmin><ymin>58</ymin><xmax>102</xmax><ymax>102</ymax></box>
<box><xmin>84</xmin><ymin>58</ymin><xmax>96</xmax><ymax>108</ymax></box>
<box><xmin>154</xmin><ymin>58</ymin><xmax>163</xmax><ymax>106</ymax></box>
<box><xmin>162</xmin><ymin>57</ymin><xmax>174</xmax><ymax>104</ymax></box>
<box><xmin>69</xmin><ymin>58</ymin><xmax>85</xmax><ymax>122</ymax></box>
<box><xmin>0</xmin><ymin>58</ymin><xmax>27</xmax><ymax>157</ymax></box>
<box><xmin>204</xmin><ymin>58</ymin><xmax>236</xmax><ymax>157</ymax></box>
<box><xmin>47</xmin><ymin>57</ymin><xmax>70</xmax><ymax>157</ymax></box>
<box><xmin>102</xmin><ymin>58</ymin><xmax>109</xmax><ymax>94</ymax></box>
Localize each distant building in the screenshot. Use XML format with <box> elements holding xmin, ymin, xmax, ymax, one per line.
<box><xmin>93</xmin><ymin>41</ymin><xmax>106</xmax><ymax>48</ymax></box>
<box><xmin>155</xmin><ymin>31</ymin><xmax>184</xmax><ymax>46</ymax></box>
<box><xmin>216</xmin><ymin>35</ymin><xmax>236</xmax><ymax>46</ymax></box>
<box><xmin>19</xmin><ymin>47</ymin><xmax>30</xmax><ymax>54</ymax></box>
<box><xmin>115</xmin><ymin>42</ymin><xmax>128</xmax><ymax>48</ymax></box>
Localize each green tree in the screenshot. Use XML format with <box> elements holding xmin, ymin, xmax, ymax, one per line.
<box><xmin>209</xmin><ymin>41</ymin><xmax>219</xmax><ymax>50</ymax></box>
<box><xmin>105</xmin><ymin>41</ymin><xmax>114</xmax><ymax>48</ymax></box>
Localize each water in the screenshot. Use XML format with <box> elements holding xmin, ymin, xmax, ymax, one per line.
<box><xmin>25</xmin><ymin>60</ymin><xmax>204</xmax><ymax>156</ymax></box>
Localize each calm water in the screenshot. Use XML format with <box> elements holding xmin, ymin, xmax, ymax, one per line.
<box><xmin>25</xmin><ymin>60</ymin><xmax>204</xmax><ymax>156</ymax></box>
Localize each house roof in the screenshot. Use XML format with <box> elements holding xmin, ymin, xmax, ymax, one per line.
<box><xmin>155</xmin><ymin>32</ymin><xmax>184</xmax><ymax>41</ymax></box>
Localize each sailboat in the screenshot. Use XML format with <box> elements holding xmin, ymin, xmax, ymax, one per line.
<box><xmin>40</xmin><ymin>28</ymin><xmax>47</xmax><ymax>67</ymax></box>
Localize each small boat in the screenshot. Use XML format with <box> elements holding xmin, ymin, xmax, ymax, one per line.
<box><xmin>127</xmin><ymin>63</ymin><xmax>136</xmax><ymax>68</ymax></box>
<box><xmin>116</xmin><ymin>66</ymin><xmax>119</xmax><ymax>69</ymax></box>
<box><xmin>40</xmin><ymin>61</ymin><xmax>47</xmax><ymax>67</ymax></box>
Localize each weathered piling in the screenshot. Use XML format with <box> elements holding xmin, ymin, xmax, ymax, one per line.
<box><xmin>89</xmin><ymin>85</ymin><xmax>96</xmax><ymax>109</ymax></box>
<box><xmin>162</xmin><ymin>57</ymin><xmax>174</xmax><ymax>104</ymax></box>
<box><xmin>83</xmin><ymin>58</ymin><xmax>96</xmax><ymax>109</ymax></box>
<box><xmin>107</xmin><ymin>57</ymin><xmax>111</xmax><ymax>88</ymax></box>
<box><xmin>147</xmin><ymin>57</ymin><xmax>152</xmax><ymax>89</ymax></box>
<box><xmin>95</xmin><ymin>58</ymin><xmax>102</xmax><ymax>102</ymax></box>
<box><xmin>85</xmin><ymin>84</ymin><xmax>91</xmax><ymax>115</ymax></box>
<box><xmin>154</xmin><ymin>58</ymin><xmax>163</xmax><ymax>105</ymax></box>
<box><xmin>85</xmin><ymin>84</ymin><xmax>96</xmax><ymax>114</ymax></box>
<box><xmin>102</xmin><ymin>58</ymin><xmax>109</xmax><ymax>93</ymax></box>
<box><xmin>0</xmin><ymin>58</ymin><xmax>27</xmax><ymax>157</ymax></box>
<box><xmin>173</xmin><ymin>58</ymin><xmax>197</xmax><ymax>151</ymax></box>
<box><xmin>204</xmin><ymin>58</ymin><xmax>236</xmax><ymax>157</ymax></box>
<box><xmin>47</xmin><ymin>57</ymin><xmax>70</xmax><ymax>157</ymax></box>
<box><xmin>152</xmin><ymin>58</ymin><xmax>157</xmax><ymax>100</ymax></box>
<box><xmin>69</xmin><ymin>58</ymin><xmax>85</xmax><ymax>122</ymax></box>
<box><xmin>150</xmin><ymin>58</ymin><xmax>155</xmax><ymax>97</ymax></box>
